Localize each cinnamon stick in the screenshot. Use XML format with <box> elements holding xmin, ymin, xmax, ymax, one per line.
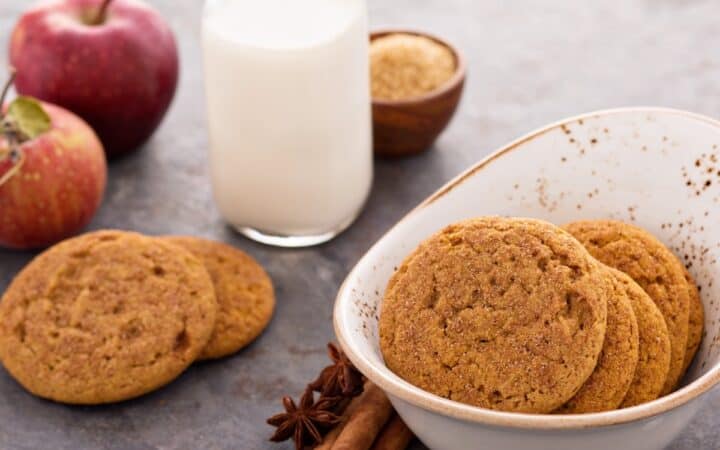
<box><xmin>330</xmin><ymin>383</ymin><xmax>393</xmax><ymax>450</ymax></box>
<box><xmin>316</xmin><ymin>422</ymin><xmax>343</xmax><ymax>450</ymax></box>
<box><xmin>317</xmin><ymin>382</ymin><xmax>372</xmax><ymax>449</ymax></box>
<box><xmin>370</xmin><ymin>414</ymin><xmax>414</xmax><ymax>450</ymax></box>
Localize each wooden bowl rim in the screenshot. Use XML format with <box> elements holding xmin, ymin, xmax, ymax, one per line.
<box><xmin>370</xmin><ymin>29</ymin><xmax>467</xmax><ymax>106</ymax></box>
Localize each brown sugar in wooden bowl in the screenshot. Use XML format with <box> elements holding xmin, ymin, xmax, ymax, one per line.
<box><xmin>370</xmin><ymin>30</ymin><xmax>466</xmax><ymax>157</ymax></box>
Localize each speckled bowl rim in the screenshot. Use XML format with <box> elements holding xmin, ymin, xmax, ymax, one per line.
<box><xmin>370</xmin><ymin>29</ymin><xmax>467</xmax><ymax>106</ymax></box>
<box><xmin>334</xmin><ymin>106</ymin><xmax>720</xmax><ymax>430</ymax></box>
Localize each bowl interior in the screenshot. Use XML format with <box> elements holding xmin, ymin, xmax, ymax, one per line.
<box><xmin>335</xmin><ymin>108</ymin><xmax>720</xmax><ymax>422</ymax></box>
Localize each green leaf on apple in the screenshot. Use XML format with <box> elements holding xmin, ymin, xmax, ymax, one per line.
<box><xmin>6</xmin><ymin>96</ymin><xmax>51</xmax><ymax>140</ymax></box>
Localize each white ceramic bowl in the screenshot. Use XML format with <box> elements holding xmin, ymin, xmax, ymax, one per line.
<box><xmin>334</xmin><ymin>108</ymin><xmax>720</xmax><ymax>450</ymax></box>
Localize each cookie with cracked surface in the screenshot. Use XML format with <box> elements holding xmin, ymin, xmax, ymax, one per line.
<box><xmin>557</xmin><ymin>268</ymin><xmax>639</xmax><ymax>413</ymax></box>
<box><xmin>0</xmin><ymin>230</ymin><xmax>217</xmax><ymax>404</ymax></box>
<box><xmin>681</xmin><ymin>267</ymin><xmax>704</xmax><ymax>378</ymax></box>
<box><xmin>613</xmin><ymin>268</ymin><xmax>672</xmax><ymax>407</ymax></box>
<box><xmin>162</xmin><ymin>236</ymin><xmax>275</xmax><ymax>360</ymax></box>
<box><xmin>379</xmin><ymin>217</ymin><xmax>609</xmax><ymax>413</ymax></box>
<box><xmin>564</xmin><ymin>220</ymin><xmax>689</xmax><ymax>394</ymax></box>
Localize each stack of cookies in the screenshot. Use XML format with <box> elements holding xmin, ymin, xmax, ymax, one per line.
<box><xmin>379</xmin><ymin>217</ymin><xmax>704</xmax><ymax>413</ymax></box>
<box><xmin>0</xmin><ymin>230</ymin><xmax>275</xmax><ymax>404</ymax></box>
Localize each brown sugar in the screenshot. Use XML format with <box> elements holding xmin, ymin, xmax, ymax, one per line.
<box><xmin>370</xmin><ymin>33</ymin><xmax>456</xmax><ymax>101</ymax></box>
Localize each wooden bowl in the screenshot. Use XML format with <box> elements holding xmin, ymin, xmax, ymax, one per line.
<box><xmin>371</xmin><ymin>30</ymin><xmax>466</xmax><ymax>158</ymax></box>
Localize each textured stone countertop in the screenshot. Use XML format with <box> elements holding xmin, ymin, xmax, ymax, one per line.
<box><xmin>1</xmin><ymin>0</ymin><xmax>719</xmax><ymax>449</ymax></box>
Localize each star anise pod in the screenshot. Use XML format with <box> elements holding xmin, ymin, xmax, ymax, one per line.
<box><xmin>309</xmin><ymin>343</ymin><xmax>364</xmax><ymax>398</ymax></box>
<box><xmin>267</xmin><ymin>386</ymin><xmax>341</xmax><ymax>450</ymax></box>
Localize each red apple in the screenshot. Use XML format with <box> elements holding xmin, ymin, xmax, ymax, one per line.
<box><xmin>9</xmin><ymin>0</ymin><xmax>179</xmax><ymax>157</ymax></box>
<box><xmin>0</xmin><ymin>83</ymin><xmax>107</xmax><ymax>249</ymax></box>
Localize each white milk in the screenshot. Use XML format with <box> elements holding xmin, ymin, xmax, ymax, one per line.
<box><xmin>202</xmin><ymin>0</ymin><xmax>372</xmax><ymax>247</ymax></box>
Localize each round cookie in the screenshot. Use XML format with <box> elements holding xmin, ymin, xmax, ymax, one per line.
<box><xmin>162</xmin><ymin>236</ymin><xmax>275</xmax><ymax>360</ymax></box>
<box><xmin>0</xmin><ymin>230</ymin><xmax>217</xmax><ymax>404</ymax></box>
<box><xmin>379</xmin><ymin>217</ymin><xmax>609</xmax><ymax>413</ymax></box>
<box><xmin>557</xmin><ymin>269</ymin><xmax>639</xmax><ymax>413</ymax></box>
<box><xmin>564</xmin><ymin>220</ymin><xmax>690</xmax><ymax>394</ymax></box>
<box><xmin>681</xmin><ymin>267</ymin><xmax>704</xmax><ymax>377</ymax></box>
<box><xmin>614</xmin><ymin>268</ymin><xmax>672</xmax><ymax>407</ymax></box>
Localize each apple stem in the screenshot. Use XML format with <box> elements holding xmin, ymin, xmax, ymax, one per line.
<box><xmin>0</xmin><ymin>67</ymin><xmax>25</xmax><ymax>188</ymax></box>
<box><xmin>93</xmin><ymin>0</ymin><xmax>114</xmax><ymax>25</ymax></box>
<box><xmin>0</xmin><ymin>68</ymin><xmax>16</xmax><ymax>119</ymax></box>
<box><xmin>0</xmin><ymin>148</ymin><xmax>25</xmax><ymax>188</ymax></box>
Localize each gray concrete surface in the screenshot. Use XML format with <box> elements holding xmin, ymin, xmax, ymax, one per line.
<box><xmin>1</xmin><ymin>0</ymin><xmax>719</xmax><ymax>448</ymax></box>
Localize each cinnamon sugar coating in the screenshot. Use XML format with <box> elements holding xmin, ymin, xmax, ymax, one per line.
<box><xmin>565</xmin><ymin>220</ymin><xmax>690</xmax><ymax>394</ymax></box>
<box><xmin>380</xmin><ymin>217</ymin><xmax>609</xmax><ymax>413</ymax></box>
<box><xmin>615</xmin><ymin>268</ymin><xmax>672</xmax><ymax>407</ymax></box>
<box><xmin>557</xmin><ymin>267</ymin><xmax>640</xmax><ymax>413</ymax></box>
<box><xmin>0</xmin><ymin>230</ymin><xmax>217</xmax><ymax>404</ymax></box>
<box><xmin>163</xmin><ymin>236</ymin><xmax>274</xmax><ymax>360</ymax></box>
<box><xmin>681</xmin><ymin>267</ymin><xmax>704</xmax><ymax>377</ymax></box>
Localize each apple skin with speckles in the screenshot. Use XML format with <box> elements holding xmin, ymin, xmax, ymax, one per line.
<box><xmin>0</xmin><ymin>102</ymin><xmax>107</xmax><ymax>249</ymax></box>
<box><xmin>9</xmin><ymin>0</ymin><xmax>179</xmax><ymax>157</ymax></box>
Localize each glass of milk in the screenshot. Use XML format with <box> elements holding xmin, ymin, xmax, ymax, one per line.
<box><xmin>202</xmin><ymin>0</ymin><xmax>372</xmax><ymax>247</ymax></box>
